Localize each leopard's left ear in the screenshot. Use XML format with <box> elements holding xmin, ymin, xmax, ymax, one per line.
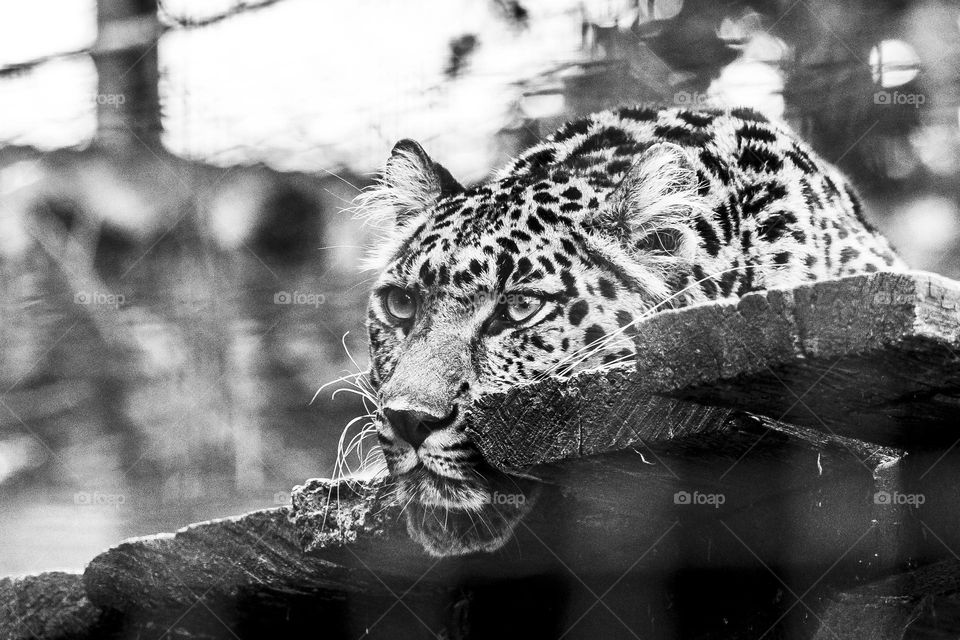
<box><xmin>381</xmin><ymin>139</ymin><xmax>463</xmax><ymax>225</ymax></box>
<box><xmin>354</xmin><ymin>139</ymin><xmax>463</xmax><ymax>231</ymax></box>
<box><xmin>596</xmin><ymin>142</ymin><xmax>703</xmax><ymax>260</ymax></box>
<box><xmin>354</xmin><ymin>140</ymin><xmax>464</xmax><ymax>270</ymax></box>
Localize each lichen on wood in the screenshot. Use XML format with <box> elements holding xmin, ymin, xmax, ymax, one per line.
<box><xmin>290</xmin><ymin>476</ymin><xmax>400</xmax><ymax>552</ymax></box>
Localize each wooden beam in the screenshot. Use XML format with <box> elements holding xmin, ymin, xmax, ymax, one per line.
<box><xmin>71</xmin><ymin>270</ymin><xmax>960</xmax><ymax>638</ymax></box>
<box><xmin>814</xmin><ymin>559</ymin><xmax>960</xmax><ymax>639</ymax></box>
<box><xmin>0</xmin><ymin>572</ymin><xmax>104</xmax><ymax>640</ymax></box>
<box><xmin>92</xmin><ymin>0</ymin><xmax>163</xmax><ymax>149</ymax></box>
<box><xmin>468</xmin><ymin>270</ymin><xmax>960</xmax><ymax>470</ymax></box>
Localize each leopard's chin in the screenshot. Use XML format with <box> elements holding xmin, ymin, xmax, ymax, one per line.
<box><xmin>399</xmin><ymin>466</ymin><xmax>538</xmax><ymax>557</ymax></box>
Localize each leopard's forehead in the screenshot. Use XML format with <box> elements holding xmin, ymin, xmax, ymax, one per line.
<box><xmin>383</xmin><ymin>174</ymin><xmax>607</xmax><ymax>294</ymax></box>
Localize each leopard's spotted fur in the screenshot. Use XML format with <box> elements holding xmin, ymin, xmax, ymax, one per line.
<box><xmin>358</xmin><ymin>105</ymin><xmax>905</xmax><ymax>556</ymax></box>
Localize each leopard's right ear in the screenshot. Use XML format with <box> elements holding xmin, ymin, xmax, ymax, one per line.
<box><xmin>356</xmin><ymin>139</ymin><xmax>462</xmax><ymax>229</ymax></box>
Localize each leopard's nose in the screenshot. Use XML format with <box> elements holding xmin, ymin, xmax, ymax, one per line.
<box><xmin>382</xmin><ymin>406</ymin><xmax>457</xmax><ymax>448</ymax></box>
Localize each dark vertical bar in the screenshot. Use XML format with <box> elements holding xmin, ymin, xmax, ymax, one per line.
<box><xmin>91</xmin><ymin>0</ymin><xmax>162</xmax><ymax>149</ymax></box>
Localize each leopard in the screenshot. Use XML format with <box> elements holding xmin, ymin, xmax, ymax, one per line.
<box><xmin>355</xmin><ymin>104</ymin><xmax>905</xmax><ymax>557</ymax></box>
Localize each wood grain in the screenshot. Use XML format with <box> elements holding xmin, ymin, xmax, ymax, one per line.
<box><xmin>53</xmin><ymin>271</ymin><xmax>960</xmax><ymax>638</ymax></box>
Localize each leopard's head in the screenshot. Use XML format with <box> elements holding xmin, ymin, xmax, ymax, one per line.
<box><xmin>361</xmin><ymin>138</ymin><xmax>705</xmax><ymax>556</ymax></box>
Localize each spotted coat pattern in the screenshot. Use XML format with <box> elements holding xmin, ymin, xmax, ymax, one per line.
<box><xmin>361</xmin><ymin>105</ymin><xmax>905</xmax><ymax>556</ymax></box>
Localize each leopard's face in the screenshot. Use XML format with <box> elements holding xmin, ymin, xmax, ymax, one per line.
<box><xmin>362</xmin><ymin>138</ymin><xmax>704</xmax><ymax>556</ymax></box>
<box><xmin>356</xmin><ymin>106</ymin><xmax>904</xmax><ymax>555</ymax></box>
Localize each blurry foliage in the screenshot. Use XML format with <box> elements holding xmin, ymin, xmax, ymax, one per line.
<box><xmin>446</xmin><ymin>34</ymin><xmax>480</xmax><ymax>79</ymax></box>
<box><xmin>492</xmin><ymin>0</ymin><xmax>530</xmax><ymax>29</ymax></box>
<box><xmin>501</xmin><ymin>0</ymin><xmax>960</xmax><ymax>272</ymax></box>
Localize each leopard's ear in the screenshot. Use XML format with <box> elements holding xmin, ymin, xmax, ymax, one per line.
<box><xmin>599</xmin><ymin>142</ymin><xmax>703</xmax><ymax>261</ymax></box>
<box><xmin>360</xmin><ymin>139</ymin><xmax>462</xmax><ymax>227</ymax></box>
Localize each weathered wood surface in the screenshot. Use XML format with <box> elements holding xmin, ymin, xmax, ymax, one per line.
<box><xmin>9</xmin><ymin>270</ymin><xmax>960</xmax><ymax>639</ymax></box>
<box><xmin>814</xmin><ymin>559</ymin><xmax>960</xmax><ymax>640</ymax></box>
<box><xmin>79</xmin><ymin>501</ymin><xmax>461</xmax><ymax>639</ymax></box>
<box><xmin>0</xmin><ymin>572</ymin><xmax>105</xmax><ymax>640</ymax></box>
<box><xmin>469</xmin><ymin>270</ymin><xmax>960</xmax><ymax>470</ymax></box>
<box><xmin>82</xmin><ymin>416</ymin><xmax>905</xmax><ymax>599</ymax></box>
<box><xmin>76</xmin><ymin>440</ymin><xmax>960</xmax><ymax>640</ymax></box>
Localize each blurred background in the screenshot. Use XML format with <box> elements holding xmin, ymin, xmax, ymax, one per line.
<box><xmin>1</xmin><ymin>0</ymin><xmax>958</xmax><ymax>576</ymax></box>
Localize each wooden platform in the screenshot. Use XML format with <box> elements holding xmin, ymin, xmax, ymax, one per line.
<box><xmin>6</xmin><ymin>271</ymin><xmax>960</xmax><ymax>639</ymax></box>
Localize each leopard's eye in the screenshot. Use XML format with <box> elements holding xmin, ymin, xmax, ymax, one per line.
<box><xmin>383</xmin><ymin>287</ymin><xmax>417</xmax><ymax>321</ymax></box>
<box><xmin>504</xmin><ymin>292</ymin><xmax>544</xmax><ymax>323</ymax></box>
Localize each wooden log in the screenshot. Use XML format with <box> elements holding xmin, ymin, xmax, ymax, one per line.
<box><xmin>286</xmin><ymin>416</ymin><xmax>909</xmax><ymax>576</ymax></box>
<box><xmin>71</xmin><ymin>270</ymin><xmax>960</xmax><ymax>639</ymax></box>
<box><xmin>814</xmin><ymin>559</ymin><xmax>960</xmax><ymax>639</ymax></box>
<box><xmin>80</xmin><ymin>501</ymin><xmax>459</xmax><ymax>638</ymax></box>
<box><xmin>79</xmin><ymin>420</ymin><xmax>932</xmax><ymax>640</ymax></box>
<box><xmin>0</xmin><ymin>572</ymin><xmax>105</xmax><ymax>640</ymax></box>
<box><xmin>80</xmin><ymin>417</ymin><xmax>909</xmax><ymax>640</ymax></box>
<box><xmin>81</xmin><ymin>487</ymin><xmax>580</xmax><ymax>639</ymax></box>
<box><xmin>468</xmin><ymin>270</ymin><xmax>960</xmax><ymax>469</ymax></box>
